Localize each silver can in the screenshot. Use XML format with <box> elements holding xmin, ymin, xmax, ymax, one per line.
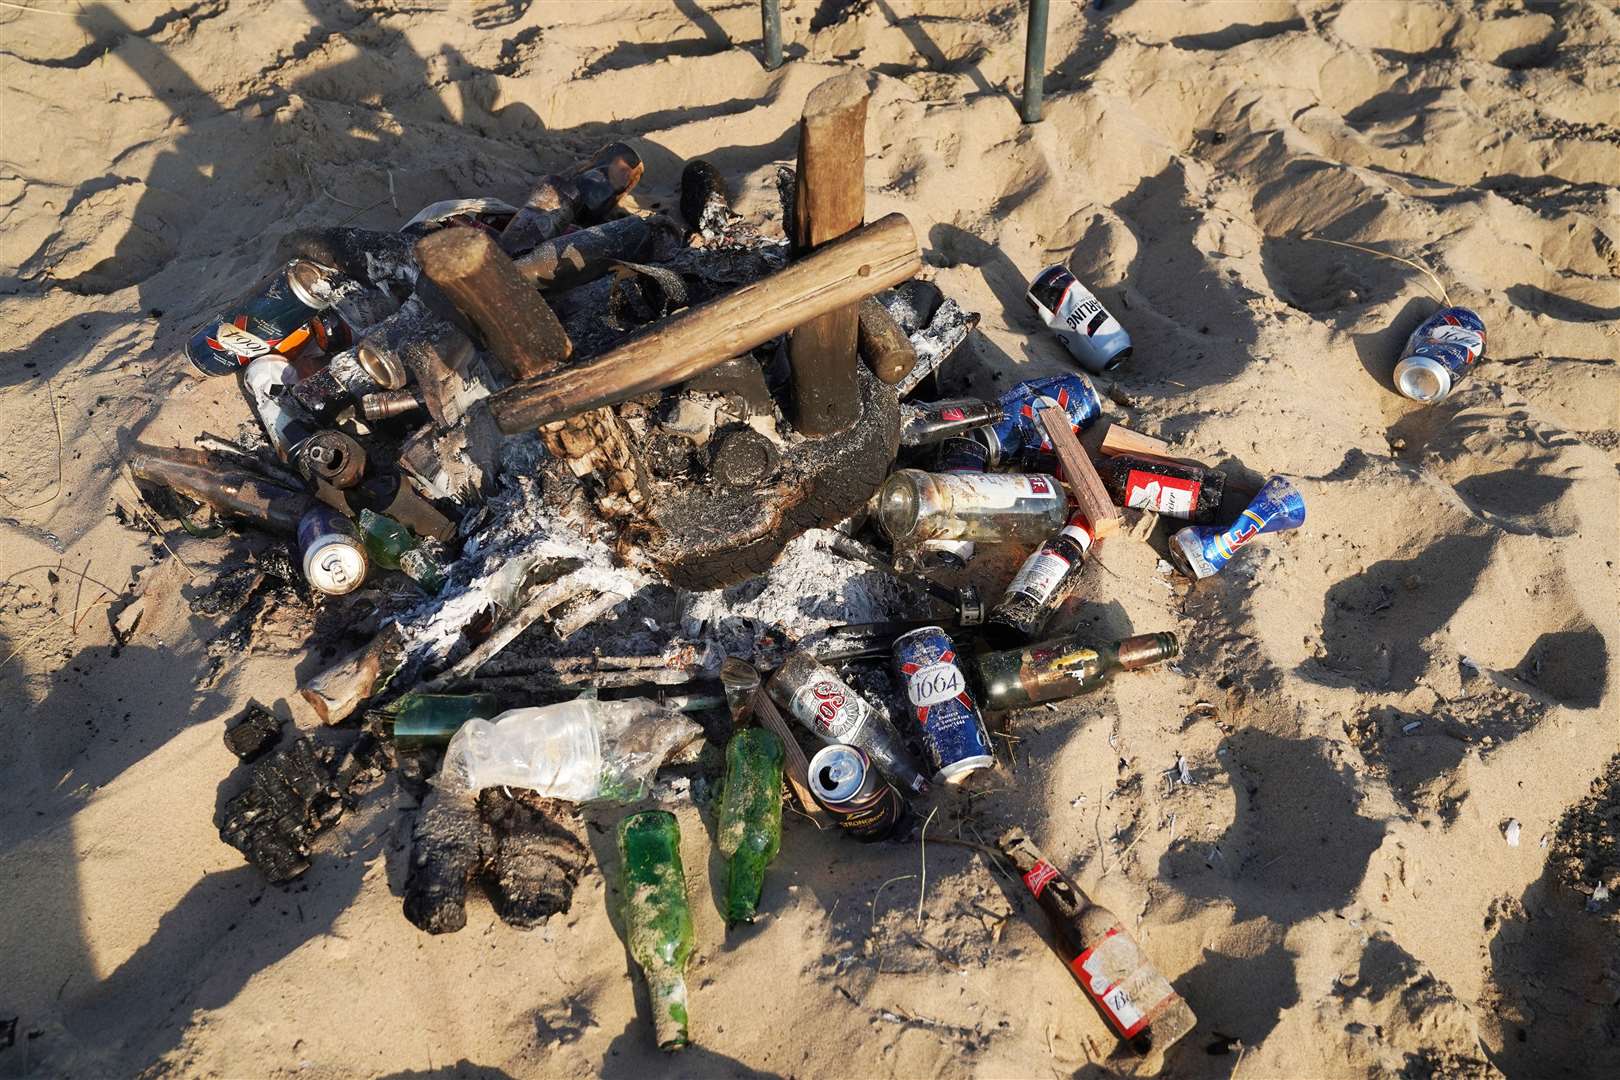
<box><xmin>296</xmin><ymin>507</ymin><xmax>368</xmax><ymax>596</ymax></box>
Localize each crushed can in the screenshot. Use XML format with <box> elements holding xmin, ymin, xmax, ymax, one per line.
<box><xmin>1394</xmin><ymin>306</ymin><xmax>1486</xmax><ymax>403</ymax></box>
<box><xmin>186</xmin><ymin>259</ymin><xmax>338</xmax><ymax>376</ymax></box>
<box><xmin>980</xmin><ymin>372</ymin><xmax>1104</xmax><ymax>468</ymax></box>
<box><xmin>1169</xmin><ymin>476</ymin><xmax>1306</xmax><ymax>580</ymax></box>
<box><xmin>1027</xmin><ymin>266</ymin><xmax>1132</xmax><ymax>374</ymax></box>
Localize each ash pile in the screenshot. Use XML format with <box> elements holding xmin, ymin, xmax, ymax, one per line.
<box><xmin>125</xmin><ymin>70</ymin><xmax>1310</xmax><ymax>1066</ymax></box>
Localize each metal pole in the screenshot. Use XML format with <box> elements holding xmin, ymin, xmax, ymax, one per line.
<box><xmin>762</xmin><ymin>0</ymin><xmax>783</xmax><ymax>70</ymax></box>
<box><xmin>1022</xmin><ymin>0</ymin><xmax>1049</xmax><ymax>124</ymax></box>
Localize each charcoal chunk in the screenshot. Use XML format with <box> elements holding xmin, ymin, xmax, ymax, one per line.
<box><xmin>223</xmin><ymin>703</ymin><xmax>282</xmax><ymax>761</ymax></box>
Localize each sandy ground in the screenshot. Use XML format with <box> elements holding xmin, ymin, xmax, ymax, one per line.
<box><xmin>3</xmin><ymin>1</ymin><xmax>1619</xmax><ymax>1077</ymax></box>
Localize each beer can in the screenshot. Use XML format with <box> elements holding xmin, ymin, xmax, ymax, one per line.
<box><xmin>1394</xmin><ymin>306</ymin><xmax>1486</xmax><ymax>403</ymax></box>
<box><xmin>981</xmin><ymin>372</ymin><xmax>1103</xmax><ymax>468</ymax></box>
<box><xmin>807</xmin><ymin>744</ymin><xmax>909</xmax><ymax>842</ymax></box>
<box><xmin>891</xmin><ymin>626</ymin><xmax>994</xmax><ymax>783</ymax></box>
<box><xmin>242</xmin><ymin>356</ymin><xmax>315</xmax><ymax>460</ymax></box>
<box><xmin>1169</xmin><ymin>476</ymin><xmax>1306</xmax><ymax>580</ymax></box>
<box><xmin>296</xmin><ymin>506</ymin><xmax>368</xmax><ymax>596</ymax></box>
<box><xmin>186</xmin><ymin>259</ymin><xmax>337</xmax><ymax>376</ymax></box>
<box><xmin>1026</xmin><ymin>266</ymin><xmax>1132</xmax><ymax>374</ymax></box>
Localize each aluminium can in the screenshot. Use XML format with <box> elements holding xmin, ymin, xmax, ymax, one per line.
<box><xmin>807</xmin><ymin>744</ymin><xmax>908</xmax><ymax>842</ymax></box>
<box><xmin>1026</xmin><ymin>265</ymin><xmax>1132</xmax><ymax>374</ymax></box>
<box><xmin>186</xmin><ymin>259</ymin><xmax>337</xmax><ymax>376</ymax></box>
<box><xmin>980</xmin><ymin>372</ymin><xmax>1104</xmax><ymax>468</ymax></box>
<box><xmin>891</xmin><ymin>625</ymin><xmax>994</xmax><ymax>783</ymax></box>
<box><xmin>296</xmin><ymin>506</ymin><xmax>368</xmax><ymax>596</ymax></box>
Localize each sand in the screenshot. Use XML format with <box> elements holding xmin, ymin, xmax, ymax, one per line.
<box><xmin>2</xmin><ymin>1</ymin><xmax>1618</xmax><ymax>1077</ymax></box>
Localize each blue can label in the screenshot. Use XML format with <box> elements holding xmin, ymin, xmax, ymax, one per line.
<box><xmin>892</xmin><ymin>627</ymin><xmax>992</xmax><ymax>781</ymax></box>
<box><xmin>1403</xmin><ymin>307</ymin><xmax>1485</xmax><ymax>371</ymax></box>
<box><xmin>1171</xmin><ymin>476</ymin><xmax>1306</xmax><ymax>579</ymax></box>
<box><xmin>984</xmin><ymin>373</ymin><xmax>1103</xmax><ymax>467</ymax></box>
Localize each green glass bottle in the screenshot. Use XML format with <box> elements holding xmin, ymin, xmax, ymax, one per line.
<box><xmin>387</xmin><ymin>692</ymin><xmax>499</xmax><ymax>750</ymax></box>
<box><xmin>618</xmin><ymin>810</ymin><xmax>695</xmax><ymax>1051</ymax></box>
<box><xmin>358</xmin><ymin>508</ymin><xmax>447</xmax><ymax>592</ymax></box>
<box><xmin>974</xmin><ymin>632</ymin><xmax>1179</xmax><ymax>711</ymax></box>
<box><xmin>716</xmin><ymin>728</ymin><xmax>784</xmax><ymax>926</ymax></box>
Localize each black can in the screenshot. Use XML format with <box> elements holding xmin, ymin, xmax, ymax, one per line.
<box><xmin>808</xmin><ymin>744</ymin><xmax>909</xmax><ymax>842</ymax></box>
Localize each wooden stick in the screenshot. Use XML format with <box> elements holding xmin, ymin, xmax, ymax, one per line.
<box><xmin>1039</xmin><ymin>405</ymin><xmax>1121</xmax><ymax>538</ymax></box>
<box><xmin>486</xmin><ymin>213</ymin><xmax>921</xmax><ymax>434</ymax></box>
<box><xmin>299</xmin><ymin>624</ymin><xmax>407</xmax><ymax>725</ymax></box>
<box><xmin>499</xmin><ymin>143</ymin><xmax>644</xmax><ymax>254</ymax></box>
<box><xmin>858</xmin><ymin>296</ymin><xmax>916</xmax><ymax>384</ymax></box>
<box><xmin>513</xmin><ymin>215</ymin><xmax>655</xmax><ymax>291</ymax></box>
<box><xmin>1099</xmin><ymin>423</ymin><xmax>1184</xmax><ymax>463</ymax></box>
<box><xmin>789</xmin><ymin>70</ymin><xmax>870</xmax><ymax>435</ymax></box>
<box><xmin>413</xmin><ymin>228</ymin><xmax>572</xmax><ymax>381</ymax></box>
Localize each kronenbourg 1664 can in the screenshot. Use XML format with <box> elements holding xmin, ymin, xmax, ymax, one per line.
<box><xmin>1169</xmin><ymin>476</ymin><xmax>1306</xmax><ymax>580</ymax></box>
<box><xmin>891</xmin><ymin>626</ymin><xmax>994</xmax><ymax>783</ymax></box>
<box><xmin>186</xmin><ymin>259</ymin><xmax>337</xmax><ymax>376</ymax></box>
<box><xmin>807</xmin><ymin>744</ymin><xmax>909</xmax><ymax>842</ymax></box>
<box><xmin>980</xmin><ymin>372</ymin><xmax>1104</xmax><ymax>468</ymax></box>
<box><xmin>1393</xmin><ymin>306</ymin><xmax>1486</xmax><ymax>403</ymax></box>
<box><xmin>1026</xmin><ymin>266</ymin><xmax>1133</xmax><ymax>374</ymax></box>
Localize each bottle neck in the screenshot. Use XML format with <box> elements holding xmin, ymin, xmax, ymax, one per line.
<box><xmin>644</xmin><ymin>967</ymin><xmax>690</xmax><ymax>1051</ymax></box>
<box><xmin>1113</xmin><ymin>633</ymin><xmax>1178</xmax><ymax>671</ymax></box>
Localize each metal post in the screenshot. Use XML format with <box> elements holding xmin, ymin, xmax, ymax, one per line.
<box><xmin>1022</xmin><ymin>0</ymin><xmax>1049</xmax><ymax>124</ymax></box>
<box><xmin>762</xmin><ymin>0</ymin><xmax>783</xmax><ymax>70</ymax></box>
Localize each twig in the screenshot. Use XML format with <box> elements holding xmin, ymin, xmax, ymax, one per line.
<box><xmin>916</xmin><ymin>805</ymin><xmax>939</xmax><ymax>927</ymax></box>
<box><xmin>0</xmin><ymin>1</ymin><xmax>80</xmax><ymax>14</ymax></box>
<box><xmin>387</xmin><ymin>168</ymin><xmax>399</xmax><ymax>212</ymax></box>
<box><xmin>303</xmin><ymin>157</ymin><xmax>366</xmax><ymax>208</ymax></box>
<box><xmin>0</xmin><ymin>377</ymin><xmax>63</xmax><ymax>512</ymax></box>
<box><xmin>69</xmin><ymin>560</ymin><xmax>91</xmax><ymax>633</ymax></box>
<box><xmin>0</xmin><ymin>596</ymin><xmax>115</xmax><ymax>672</ymax></box>
<box><xmin>923</xmin><ymin>834</ymin><xmax>1002</xmax><ymax>861</ymax></box>
<box><xmin>1299</xmin><ymin>233</ymin><xmax>1452</xmax><ymax>306</ymax></box>
<box><xmin>120</xmin><ymin>474</ymin><xmax>197</xmax><ymax>578</ymax></box>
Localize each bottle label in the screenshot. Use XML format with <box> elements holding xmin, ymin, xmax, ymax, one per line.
<box><xmin>1022</xmin><ymin>859</ymin><xmax>1060</xmax><ymax>898</ymax></box>
<box><xmin>907</xmin><ymin>661</ymin><xmax>967</xmax><ymax>707</ymax></box>
<box><xmin>944</xmin><ymin>472</ymin><xmax>1056</xmax><ymax>509</ymax></box>
<box><xmin>1008</xmin><ymin>550</ymin><xmax>1072</xmax><ymax>603</ymax></box>
<box><xmin>215</xmin><ymin>322</ymin><xmax>274</xmax><ymax>359</ymax></box>
<box><xmin>791</xmin><ymin>679</ymin><xmax>869</xmax><ymax>741</ymax></box>
<box><xmin>1124</xmin><ymin>470</ymin><xmax>1199</xmax><ymax>517</ymax></box>
<box><xmin>1070</xmin><ymin>928</ymin><xmax>1178</xmax><ymax>1039</ymax></box>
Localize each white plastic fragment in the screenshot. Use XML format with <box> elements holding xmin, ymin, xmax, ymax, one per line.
<box><xmin>1402</xmin><ymin>720</ymin><xmax>1422</xmax><ymax>734</ymax></box>
<box><xmin>1503</xmin><ymin>819</ymin><xmax>1521</xmax><ymax>847</ymax></box>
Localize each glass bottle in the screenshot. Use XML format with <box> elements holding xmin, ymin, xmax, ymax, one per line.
<box><xmin>617</xmin><ymin>810</ymin><xmax>695</xmax><ymax>1051</ymax></box>
<box><xmin>878</xmin><ymin>468</ymin><xmax>1068</xmax><ymax>545</ymax></box>
<box><xmin>387</xmin><ymin>692</ymin><xmax>499</xmax><ymax>750</ymax></box>
<box><xmin>899</xmin><ymin>397</ymin><xmax>1005</xmax><ymax>447</ymax></box>
<box><xmin>973</xmin><ymin>632</ymin><xmax>1179</xmax><ymax>711</ymax></box>
<box><xmin>716</xmin><ymin>728</ymin><xmax>784</xmax><ymax>926</ymax></box>
<box><xmin>999</xmin><ymin>828</ymin><xmax>1196</xmax><ymax>1056</ymax></box>
<box><xmin>765</xmin><ymin>652</ymin><xmax>929</xmax><ymax>795</ymax></box>
<box><xmin>1097</xmin><ymin>454</ymin><xmax>1225</xmax><ymax>524</ymax></box>
<box><xmin>986</xmin><ymin>512</ymin><xmax>1095</xmax><ymax>644</ymax></box>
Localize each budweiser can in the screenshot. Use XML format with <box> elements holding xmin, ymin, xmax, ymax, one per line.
<box><xmin>186</xmin><ymin>259</ymin><xmax>337</xmax><ymax>376</ymax></box>
<box><xmin>892</xmin><ymin>626</ymin><xmax>994</xmax><ymax>783</ymax></box>
<box><xmin>808</xmin><ymin>744</ymin><xmax>908</xmax><ymax>842</ymax></box>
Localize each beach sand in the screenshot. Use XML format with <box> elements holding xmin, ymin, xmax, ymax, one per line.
<box><xmin>2</xmin><ymin>1</ymin><xmax>1617</xmax><ymax>1076</ymax></box>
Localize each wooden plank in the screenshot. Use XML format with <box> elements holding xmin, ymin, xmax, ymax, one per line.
<box><xmin>789</xmin><ymin>70</ymin><xmax>870</xmax><ymax>435</ymax></box>
<box><xmin>1039</xmin><ymin>405</ymin><xmax>1121</xmax><ymax>538</ymax></box>
<box><xmin>485</xmin><ymin>212</ymin><xmax>921</xmax><ymax>434</ymax></box>
<box><xmin>1098</xmin><ymin>422</ymin><xmax>1200</xmax><ymax>466</ymax></box>
<box><xmin>413</xmin><ymin>228</ymin><xmax>572</xmax><ymax>381</ymax></box>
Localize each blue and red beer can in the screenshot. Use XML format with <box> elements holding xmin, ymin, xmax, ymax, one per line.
<box><xmin>978</xmin><ymin>372</ymin><xmax>1104</xmax><ymax>468</ymax></box>
<box><xmin>891</xmin><ymin>626</ymin><xmax>994</xmax><ymax>784</ymax></box>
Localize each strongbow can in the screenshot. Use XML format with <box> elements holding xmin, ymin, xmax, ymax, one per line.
<box><xmin>891</xmin><ymin>626</ymin><xmax>994</xmax><ymax>783</ymax></box>
<box><xmin>981</xmin><ymin>372</ymin><xmax>1104</xmax><ymax>468</ymax></box>
<box><xmin>1026</xmin><ymin>266</ymin><xmax>1132</xmax><ymax>374</ymax></box>
<box><xmin>1394</xmin><ymin>306</ymin><xmax>1486</xmax><ymax>403</ymax></box>
<box><xmin>807</xmin><ymin>744</ymin><xmax>909</xmax><ymax>842</ymax></box>
<box><xmin>296</xmin><ymin>506</ymin><xmax>368</xmax><ymax>596</ymax></box>
<box><xmin>1169</xmin><ymin>476</ymin><xmax>1306</xmax><ymax>580</ymax></box>
<box><xmin>186</xmin><ymin>259</ymin><xmax>338</xmax><ymax>376</ymax></box>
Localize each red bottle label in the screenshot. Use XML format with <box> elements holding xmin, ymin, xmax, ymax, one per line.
<box><xmin>1022</xmin><ymin>859</ymin><xmax>1060</xmax><ymax>898</ymax></box>
<box><xmin>1124</xmin><ymin>470</ymin><xmax>1200</xmax><ymax>517</ymax></box>
<box><xmin>1070</xmin><ymin>927</ymin><xmax>1179</xmax><ymax>1039</ymax></box>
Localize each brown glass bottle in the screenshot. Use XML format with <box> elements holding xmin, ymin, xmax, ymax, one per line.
<box><xmin>1096</xmin><ymin>454</ymin><xmax>1225</xmax><ymax>524</ymax></box>
<box><xmin>999</xmin><ymin>828</ymin><xmax>1196</xmax><ymax>1057</ymax></box>
<box><xmin>973</xmin><ymin>632</ymin><xmax>1178</xmax><ymax>711</ymax></box>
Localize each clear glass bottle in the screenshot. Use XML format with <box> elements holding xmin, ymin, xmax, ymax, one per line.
<box><xmin>878</xmin><ymin>469</ymin><xmax>1068</xmax><ymax>545</ymax></box>
<box><xmin>765</xmin><ymin>652</ymin><xmax>929</xmax><ymax>795</ymax></box>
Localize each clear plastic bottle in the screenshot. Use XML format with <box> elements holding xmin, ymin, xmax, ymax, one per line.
<box><xmin>438</xmin><ymin>699</ymin><xmax>701</xmax><ymax>803</ymax></box>
<box><xmin>878</xmin><ymin>469</ymin><xmax>1068</xmax><ymax>545</ymax></box>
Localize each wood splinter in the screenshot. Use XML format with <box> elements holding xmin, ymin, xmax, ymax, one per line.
<box><xmin>1039</xmin><ymin>405</ymin><xmax>1121</xmax><ymax>539</ymax></box>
